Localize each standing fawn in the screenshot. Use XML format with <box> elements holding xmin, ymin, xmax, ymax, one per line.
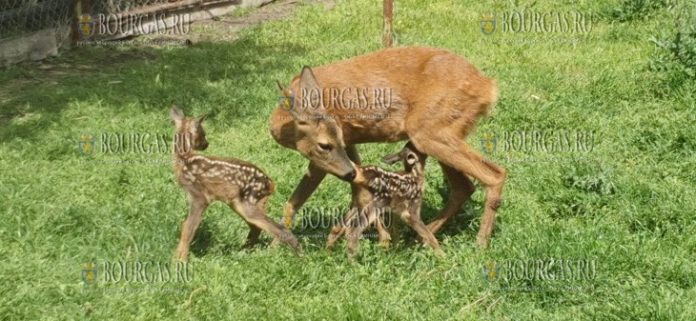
<box><xmin>272</xmin><ymin>46</ymin><xmax>505</xmax><ymax>248</ymax></box>
<box><xmin>171</xmin><ymin>107</ymin><xmax>300</xmax><ymax>261</ymax></box>
<box><xmin>326</xmin><ymin>142</ymin><xmax>444</xmax><ymax>257</ymax></box>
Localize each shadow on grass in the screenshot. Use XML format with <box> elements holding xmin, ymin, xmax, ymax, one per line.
<box><xmin>190</xmin><ymin>220</ymin><xmax>215</xmax><ymax>257</ymax></box>
<box><xmin>0</xmin><ymin>36</ymin><xmax>308</xmax><ymax>143</ymax></box>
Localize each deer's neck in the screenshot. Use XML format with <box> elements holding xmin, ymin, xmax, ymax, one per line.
<box><xmin>173</xmin><ymin>134</ymin><xmax>195</xmax><ymax>166</ymax></box>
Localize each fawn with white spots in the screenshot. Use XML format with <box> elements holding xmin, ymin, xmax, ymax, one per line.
<box><xmin>170</xmin><ymin>107</ymin><xmax>300</xmax><ymax>261</ymax></box>
<box><xmin>326</xmin><ymin>142</ymin><xmax>444</xmax><ymax>257</ymax></box>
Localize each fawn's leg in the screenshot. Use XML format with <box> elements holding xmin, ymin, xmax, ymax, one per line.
<box><xmin>329</xmin><ymin>206</ymin><xmax>389</xmax><ymax>250</ymax></box>
<box><xmin>386</xmin><ymin>209</ymin><xmax>403</xmax><ymax>246</ymax></box>
<box><xmin>175</xmin><ymin>196</ymin><xmax>209</xmax><ymax>261</ymax></box>
<box><xmin>375</xmin><ymin>208</ymin><xmax>392</xmax><ymax>249</ymax></box>
<box><xmin>426</xmin><ymin>162</ymin><xmax>476</xmax><ymax>234</ymax></box>
<box><xmin>326</xmin><ymin>145</ymin><xmax>363</xmax><ymax>249</ymax></box>
<box><xmin>243</xmin><ymin>223</ymin><xmax>262</xmax><ymax>248</ymax></box>
<box><xmin>232</xmin><ymin>199</ymin><xmax>301</xmax><ymax>254</ymax></box>
<box><xmin>327</xmin><ymin>207</ymin><xmax>359</xmax><ymax>250</ymax></box>
<box><xmin>345</xmin><ymin>205</ymin><xmax>377</xmax><ymax>258</ymax></box>
<box><xmin>399</xmin><ymin>205</ymin><xmax>445</xmax><ymax>257</ymax></box>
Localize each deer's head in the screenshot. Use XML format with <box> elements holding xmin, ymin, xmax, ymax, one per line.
<box><xmin>276</xmin><ymin>67</ymin><xmax>357</xmax><ymax>182</ymax></box>
<box><xmin>170</xmin><ymin>106</ymin><xmax>209</xmax><ymax>154</ymax></box>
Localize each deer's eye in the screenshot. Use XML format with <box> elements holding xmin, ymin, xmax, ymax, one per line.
<box><xmin>319</xmin><ymin>143</ymin><xmax>333</xmax><ymax>152</ymax></box>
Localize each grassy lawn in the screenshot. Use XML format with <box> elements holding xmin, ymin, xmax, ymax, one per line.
<box><xmin>1</xmin><ymin>0</ymin><xmax>695</xmax><ymax>320</ymax></box>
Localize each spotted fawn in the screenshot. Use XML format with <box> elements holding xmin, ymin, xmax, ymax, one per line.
<box><xmin>327</xmin><ymin>142</ymin><xmax>444</xmax><ymax>257</ymax></box>
<box><xmin>170</xmin><ymin>107</ymin><xmax>300</xmax><ymax>261</ymax></box>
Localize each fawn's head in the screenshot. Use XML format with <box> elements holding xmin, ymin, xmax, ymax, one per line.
<box><xmin>382</xmin><ymin>142</ymin><xmax>426</xmax><ymax>175</ymax></box>
<box><xmin>276</xmin><ymin>66</ymin><xmax>356</xmax><ymax>182</ymax></box>
<box><xmin>170</xmin><ymin>106</ymin><xmax>209</xmax><ymax>154</ymax></box>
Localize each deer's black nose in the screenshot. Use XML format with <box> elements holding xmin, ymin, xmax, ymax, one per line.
<box><xmin>342</xmin><ymin>170</ymin><xmax>357</xmax><ymax>182</ymax></box>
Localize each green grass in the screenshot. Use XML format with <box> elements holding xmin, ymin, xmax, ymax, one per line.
<box><xmin>1</xmin><ymin>0</ymin><xmax>695</xmax><ymax>320</ymax></box>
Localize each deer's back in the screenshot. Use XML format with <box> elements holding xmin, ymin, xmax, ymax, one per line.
<box><xmin>176</xmin><ymin>155</ymin><xmax>274</xmax><ymax>203</ymax></box>
<box><xmin>273</xmin><ymin>46</ymin><xmax>498</xmax><ymax>145</ymax></box>
<box><xmin>362</xmin><ymin>166</ymin><xmax>422</xmax><ymax>201</ymax></box>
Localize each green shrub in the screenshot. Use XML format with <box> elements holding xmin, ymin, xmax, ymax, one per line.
<box><xmin>610</xmin><ymin>0</ymin><xmax>672</xmax><ymax>21</ymax></box>
<box><xmin>650</xmin><ymin>2</ymin><xmax>696</xmax><ymax>80</ymax></box>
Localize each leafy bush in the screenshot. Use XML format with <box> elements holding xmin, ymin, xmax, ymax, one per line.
<box><xmin>610</xmin><ymin>0</ymin><xmax>672</xmax><ymax>21</ymax></box>
<box><xmin>650</xmin><ymin>2</ymin><xmax>696</xmax><ymax>80</ymax></box>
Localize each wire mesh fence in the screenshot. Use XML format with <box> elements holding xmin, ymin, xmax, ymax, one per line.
<box><xmin>0</xmin><ymin>0</ymin><xmax>73</xmax><ymax>42</ymax></box>
<box><xmin>77</xmin><ymin>0</ymin><xmax>194</xmax><ymax>42</ymax></box>
<box><xmin>0</xmin><ymin>0</ymin><xmax>222</xmax><ymax>65</ymax></box>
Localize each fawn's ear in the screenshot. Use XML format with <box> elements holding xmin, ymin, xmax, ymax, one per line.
<box><xmin>406</xmin><ymin>153</ymin><xmax>418</xmax><ymax>166</ymax></box>
<box><xmin>197</xmin><ymin>113</ymin><xmax>208</xmax><ymax>123</ymax></box>
<box><xmin>170</xmin><ymin>106</ymin><xmax>184</xmax><ymax>128</ymax></box>
<box><xmin>382</xmin><ymin>151</ymin><xmax>403</xmax><ymax>164</ymax></box>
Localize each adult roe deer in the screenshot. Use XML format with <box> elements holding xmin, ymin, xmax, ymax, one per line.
<box><xmin>270</xmin><ymin>46</ymin><xmax>505</xmax><ymax>247</ymax></box>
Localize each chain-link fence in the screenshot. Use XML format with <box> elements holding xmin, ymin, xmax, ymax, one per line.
<box><xmin>90</xmin><ymin>0</ymin><xmax>171</xmax><ymax>14</ymax></box>
<box><xmin>0</xmin><ymin>0</ymin><xmax>254</xmax><ymax>65</ymax></box>
<box><xmin>0</xmin><ymin>0</ymin><xmax>193</xmax><ymax>41</ymax></box>
<box><xmin>0</xmin><ymin>0</ymin><xmax>73</xmax><ymax>42</ymax></box>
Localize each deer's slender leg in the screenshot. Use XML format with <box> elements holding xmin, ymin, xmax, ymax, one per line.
<box><xmin>326</xmin><ymin>145</ymin><xmax>364</xmax><ymax>247</ymax></box>
<box><xmin>243</xmin><ymin>223</ymin><xmax>262</xmax><ymax>248</ymax></box>
<box><xmin>283</xmin><ymin>163</ymin><xmax>327</xmax><ymax>228</ymax></box>
<box><xmin>426</xmin><ymin>162</ymin><xmax>476</xmax><ymax>234</ymax></box>
<box><xmin>410</xmin><ymin>137</ymin><xmax>505</xmax><ymax>248</ymax></box>
<box><xmin>386</xmin><ymin>209</ymin><xmax>401</xmax><ymax>247</ymax></box>
<box><xmin>376</xmin><ymin>212</ymin><xmax>392</xmax><ymax>249</ymax></box>
<box><xmin>346</xmin><ymin>145</ymin><xmax>361</xmax><ymax>165</ymax></box>
<box><xmin>346</xmin><ymin>145</ymin><xmax>363</xmax><ymax>212</ymax></box>
<box><xmin>345</xmin><ymin>205</ymin><xmax>377</xmax><ymax>258</ymax></box>
<box><xmin>327</xmin><ymin>207</ymin><xmax>359</xmax><ymax>250</ymax></box>
<box><xmin>175</xmin><ymin>197</ymin><xmax>209</xmax><ymax>261</ymax></box>
<box><xmin>233</xmin><ymin>199</ymin><xmax>301</xmax><ymax>254</ymax></box>
<box><xmin>399</xmin><ymin>205</ymin><xmax>445</xmax><ymax>257</ymax></box>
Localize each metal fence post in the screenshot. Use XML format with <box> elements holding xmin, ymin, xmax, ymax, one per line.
<box><xmin>383</xmin><ymin>0</ymin><xmax>393</xmax><ymax>47</ymax></box>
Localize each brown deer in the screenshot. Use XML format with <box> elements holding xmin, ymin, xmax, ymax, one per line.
<box><xmin>326</xmin><ymin>142</ymin><xmax>444</xmax><ymax>257</ymax></box>
<box><xmin>171</xmin><ymin>107</ymin><xmax>300</xmax><ymax>261</ymax></box>
<box><xmin>271</xmin><ymin>46</ymin><xmax>505</xmax><ymax>247</ymax></box>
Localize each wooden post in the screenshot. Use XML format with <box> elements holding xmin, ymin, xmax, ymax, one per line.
<box><xmin>71</xmin><ymin>0</ymin><xmax>81</xmax><ymax>44</ymax></box>
<box><xmin>382</xmin><ymin>0</ymin><xmax>393</xmax><ymax>47</ymax></box>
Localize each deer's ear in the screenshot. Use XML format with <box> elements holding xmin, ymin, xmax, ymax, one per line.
<box><xmin>276</xmin><ymin>79</ymin><xmax>292</xmax><ymax>95</ymax></box>
<box><xmin>197</xmin><ymin>113</ymin><xmax>208</xmax><ymax>123</ymax></box>
<box><xmin>299</xmin><ymin>66</ymin><xmax>320</xmax><ymax>92</ymax></box>
<box><xmin>298</xmin><ymin>66</ymin><xmax>323</xmax><ymax>113</ymax></box>
<box><xmin>406</xmin><ymin>153</ymin><xmax>418</xmax><ymax>166</ymax></box>
<box><xmin>381</xmin><ymin>151</ymin><xmax>402</xmax><ymax>164</ymax></box>
<box><xmin>170</xmin><ymin>106</ymin><xmax>184</xmax><ymax>128</ymax></box>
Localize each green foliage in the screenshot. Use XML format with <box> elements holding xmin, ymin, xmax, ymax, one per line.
<box><xmin>609</xmin><ymin>0</ymin><xmax>672</xmax><ymax>21</ymax></box>
<box><xmin>650</xmin><ymin>1</ymin><xmax>696</xmax><ymax>82</ymax></box>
